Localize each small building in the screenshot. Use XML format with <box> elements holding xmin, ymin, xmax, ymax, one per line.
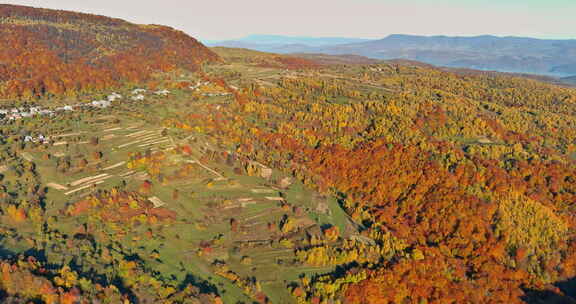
<box><xmin>92</xmin><ymin>100</ymin><xmax>111</xmax><ymax>108</ymax></box>
<box><xmin>154</xmin><ymin>89</ymin><xmax>170</xmax><ymax>96</ymax></box>
<box><xmin>149</xmin><ymin>196</ymin><xmax>166</xmax><ymax>208</ymax></box>
<box><xmin>131</xmin><ymin>94</ymin><xmax>145</xmax><ymax>101</ymax></box>
<box><xmin>108</xmin><ymin>92</ymin><xmax>122</xmax><ymax>101</ymax></box>
<box><xmin>38</xmin><ymin>110</ymin><xmax>54</xmax><ymax>116</ymax></box>
<box><xmin>247</xmin><ymin>161</ymin><xmax>273</xmax><ymax>180</ymax></box>
<box><xmin>132</xmin><ymin>88</ymin><xmax>147</xmax><ymax>95</ymax></box>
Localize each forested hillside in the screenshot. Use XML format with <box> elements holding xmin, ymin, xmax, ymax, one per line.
<box><xmin>201</xmin><ymin>52</ymin><xmax>576</xmax><ymax>303</ymax></box>
<box><xmin>2</xmin><ymin>4</ymin><xmax>576</xmax><ymax>304</ymax></box>
<box><xmin>0</xmin><ymin>4</ymin><xmax>219</xmax><ymax>99</ymax></box>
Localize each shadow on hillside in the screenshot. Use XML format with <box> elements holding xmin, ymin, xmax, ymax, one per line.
<box><xmin>179</xmin><ymin>273</ymin><xmax>219</xmax><ymax>295</ymax></box>
<box><xmin>522</xmin><ymin>277</ymin><xmax>576</xmax><ymax>304</ymax></box>
<box><xmin>0</xmin><ymin>240</ymin><xmax>16</xmax><ymax>259</ymax></box>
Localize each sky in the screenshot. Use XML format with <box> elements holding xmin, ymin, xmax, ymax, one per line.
<box><xmin>2</xmin><ymin>0</ymin><xmax>575</xmax><ymax>41</ymax></box>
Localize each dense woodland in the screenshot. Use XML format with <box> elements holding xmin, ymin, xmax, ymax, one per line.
<box><xmin>196</xmin><ymin>47</ymin><xmax>576</xmax><ymax>303</ymax></box>
<box><xmin>0</xmin><ymin>4</ymin><xmax>219</xmax><ymax>99</ymax></box>
<box><xmin>2</xmin><ymin>4</ymin><xmax>576</xmax><ymax>304</ymax></box>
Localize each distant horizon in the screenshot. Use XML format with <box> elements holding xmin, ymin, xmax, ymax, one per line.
<box><xmin>1</xmin><ymin>0</ymin><xmax>574</xmax><ymax>41</ymax></box>
<box><xmin>203</xmin><ymin>33</ymin><xmax>576</xmax><ymax>43</ymax></box>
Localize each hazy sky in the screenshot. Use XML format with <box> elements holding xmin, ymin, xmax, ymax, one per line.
<box><xmin>2</xmin><ymin>0</ymin><xmax>575</xmax><ymax>40</ymax></box>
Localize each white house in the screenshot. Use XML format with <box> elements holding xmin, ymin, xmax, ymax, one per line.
<box><xmin>154</xmin><ymin>89</ymin><xmax>170</xmax><ymax>96</ymax></box>
<box><xmin>131</xmin><ymin>94</ymin><xmax>145</xmax><ymax>101</ymax></box>
<box><xmin>92</xmin><ymin>100</ymin><xmax>111</xmax><ymax>108</ymax></box>
<box><xmin>132</xmin><ymin>88</ymin><xmax>147</xmax><ymax>95</ymax></box>
<box><xmin>38</xmin><ymin>110</ymin><xmax>53</xmax><ymax>116</ymax></box>
<box><xmin>108</xmin><ymin>92</ymin><xmax>122</xmax><ymax>101</ymax></box>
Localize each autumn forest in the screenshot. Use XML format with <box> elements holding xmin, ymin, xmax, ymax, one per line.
<box><xmin>1</xmin><ymin>3</ymin><xmax>576</xmax><ymax>304</ymax></box>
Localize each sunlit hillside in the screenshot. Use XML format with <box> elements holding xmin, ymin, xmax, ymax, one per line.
<box><xmin>1</xmin><ymin>4</ymin><xmax>576</xmax><ymax>304</ymax></box>
<box><xmin>0</xmin><ymin>4</ymin><xmax>219</xmax><ymax>100</ymax></box>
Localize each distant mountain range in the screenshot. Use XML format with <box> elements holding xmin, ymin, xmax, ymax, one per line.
<box><xmin>562</xmin><ymin>75</ymin><xmax>576</xmax><ymax>85</ymax></box>
<box><xmin>204</xmin><ymin>35</ymin><xmax>371</xmax><ymax>55</ymax></box>
<box><xmin>203</xmin><ymin>34</ymin><xmax>371</xmax><ymax>47</ymax></box>
<box><xmin>207</xmin><ymin>34</ymin><xmax>576</xmax><ymax>77</ymax></box>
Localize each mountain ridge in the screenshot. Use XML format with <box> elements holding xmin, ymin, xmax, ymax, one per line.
<box><xmin>205</xmin><ymin>34</ymin><xmax>371</xmax><ymax>46</ymax></box>
<box><xmin>208</xmin><ymin>34</ymin><xmax>576</xmax><ymax>76</ymax></box>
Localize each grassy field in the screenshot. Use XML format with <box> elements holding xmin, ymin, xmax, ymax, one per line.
<box><xmin>0</xmin><ymin>80</ymin><xmax>355</xmax><ymax>303</ymax></box>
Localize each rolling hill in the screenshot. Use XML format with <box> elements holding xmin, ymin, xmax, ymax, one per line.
<box><xmin>3</xmin><ymin>3</ymin><xmax>576</xmax><ymax>304</ymax></box>
<box><xmin>0</xmin><ymin>4</ymin><xmax>219</xmax><ymax>99</ymax></box>
<box><xmin>211</xmin><ymin>47</ymin><xmax>320</xmax><ymax>69</ymax></box>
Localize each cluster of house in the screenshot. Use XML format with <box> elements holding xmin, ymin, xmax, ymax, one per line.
<box><xmin>90</xmin><ymin>100</ymin><xmax>112</xmax><ymax>108</ymax></box>
<box><xmin>0</xmin><ymin>107</ymin><xmax>55</xmax><ymax>120</ymax></box>
<box><xmin>202</xmin><ymin>92</ymin><xmax>232</xmax><ymax>97</ymax></box>
<box><xmin>129</xmin><ymin>88</ymin><xmax>171</xmax><ymax>101</ymax></box>
<box><xmin>23</xmin><ymin>134</ymin><xmax>50</xmax><ymax>144</ymax></box>
<box><xmin>87</xmin><ymin>92</ymin><xmax>125</xmax><ymax>108</ymax></box>
<box><xmin>0</xmin><ymin>92</ymin><xmax>122</xmax><ymax>122</ymax></box>
<box><xmin>0</xmin><ymin>88</ymin><xmax>174</xmax><ymax>122</ymax></box>
<box><xmin>189</xmin><ymin>81</ymin><xmax>208</xmax><ymax>91</ymax></box>
<box><xmin>0</xmin><ymin>131</ymin><xmax>52</xmax><ymax>145</ymax></box>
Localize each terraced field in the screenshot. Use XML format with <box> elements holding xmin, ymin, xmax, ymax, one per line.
<box><xmin>0</xmin><ymin>80</ymin><xmax>354</xmax><ymax>303</ymax></box>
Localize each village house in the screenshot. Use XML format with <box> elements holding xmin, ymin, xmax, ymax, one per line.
<box><xmin>107</xmin><ymin>92</ymin><xmax>122</xmax><ymax>101</ymax></box>
<box><xmin>55</xmin><ymin>105</ymin><xmax>74</xmax><ymax>112</ymax></box>
<box><xmin>23</xmin><ymin>134</ymin><xmax>49</xmax><ymax>144</ymax></box>
<box><xmin>92</xmin><ymin>100</ymin><xmax>112</xmax><ymax>108</ymax></box>
<box><xmin>38</xmin><ymin>109</ymin><xmax>54</xmax><ymax>116</ymax></box>
<box><xmin>132</xmin><ymin>88</ymin><xmax>147</xmax><ymax>95</ymax></box>
<box><xmin>154</xmin><ymin>89</ymin><xmax>170</xmax><ymax>96</ymax></box>
<box><xmin>131</xmin><ymin>94</ymin><xmax>145</xmax><ymax>101</ymax></box>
